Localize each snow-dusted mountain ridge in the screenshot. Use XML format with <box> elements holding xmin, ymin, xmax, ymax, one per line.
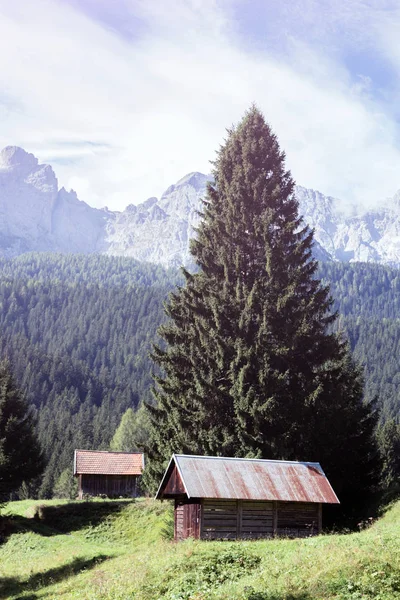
<box><xmin>1</xmin><ymin>145</ymin><xmax>400</xmax><ymax>268</ymax></box>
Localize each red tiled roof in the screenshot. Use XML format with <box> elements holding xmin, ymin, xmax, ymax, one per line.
<box><xmin>74</xmin><ymin>450</ymin><xmax>144</xmax><ymax>475</ymax></box>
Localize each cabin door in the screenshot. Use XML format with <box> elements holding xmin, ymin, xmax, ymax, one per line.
<box><xmin>175</xmin><ymin>500</ymin><xmax>201</xmax><ymax>540</ymax></box>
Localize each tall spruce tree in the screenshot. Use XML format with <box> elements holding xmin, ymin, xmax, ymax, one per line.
<box><xmin>145</xmin><ymin>107</ymin><xmax>379</xmax><ymax>515</ymax></box>
<box><xmin>0</xmin><ymin>361</ymin><xmax>44</xmax><ymax>502</ymax></box>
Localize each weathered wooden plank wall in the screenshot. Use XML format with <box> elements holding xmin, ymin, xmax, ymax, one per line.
<box><xmin>175</xmin><ymin>499</ymin><xmax>201</xmax><ymax>540</ymax></box>
<box><xmin>80</xmin><ymin>474</ymin><xmax>138</xmax><ymax>498</ymax></box>
<box><xmin>277</xmin><ymin>501</ymin><xmax>320</xmax><ymax>537</ymax></box>
<box><xmin>175</xmin><ymin>501</ymin><xmax>185</xmax><ymax>540</ymax></box>
<box><xmin>175</xmin><ymin>499</ymin><xmax>322</xmax><ymax>540</ymax></box>
<box><xmin>201</xmin><ymin>500</ymin><xmax>273</xmax><ymax>540</ymax></box>
<box><xmin>241</xmin><ymin>500</ymin><xmax>274</xmax><ymax>538</ymax></box>
<box><xmin>202</xmin><ymin>500</ymin><xmax>238</xmax><ymax>540</ymax></box>
<box><xmin>175</xmin><ymin>499</ymin><xmax>321</xmax><ymax>540</ymax></box>
<box><xmin>164</xmin><ymin>465</ymin><xmax>185</xmax><ymax>495</ymax></box>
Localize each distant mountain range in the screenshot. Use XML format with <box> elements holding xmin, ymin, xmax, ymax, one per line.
<box><xmin>2</xmin><ymin>145</ymin><xmax>400</xmax><ymax>268</ymax></box>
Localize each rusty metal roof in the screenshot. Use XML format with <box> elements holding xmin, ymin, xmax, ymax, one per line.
<box><xmin>156</xmin><ymin>454</ymin><xmax>339</xmax><ymax>504</ymax></box>
<box><xmin>74</xmin><ymin>450</ymin><xmax>144</xmax><ymax>476</ymax></box>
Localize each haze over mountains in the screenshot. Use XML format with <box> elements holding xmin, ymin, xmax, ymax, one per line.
<box><xmin>2</xmin><ymin>145</ymin><xmax>400</xmax><ymax>268</ymax></box>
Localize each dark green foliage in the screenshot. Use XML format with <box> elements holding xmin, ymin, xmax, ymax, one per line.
<box><xmin>53</xmin><ymin>468</ymin><xmax>78</xmax><ymax>499</ymax></box>
<box><xmin>319</xmin><ymin>262</ymin><xmax>400</xmax><ymax>422</ymax></box>
<box><xmin>376</xmin><ymin>419</ymin><xmax>400</xmax><ymax>493</ymax></box>
<box><xmin>0</xmin><ymin>253</ymin><xmax>180</xmax><ymax>496</ymax></box>
<box><xmin>110</xmin><ymin>406</ymin><xmax>150</xmax><ymax>452</ymax></box>
<box><xmin>156</xmin><ymin>546</ymin><xmax>261</xmax><ymax>598</ymax></box>
<box><xmin>1</xmin><ymin>244</ymin><xmax>400</xmax><ymax>501</ymax></box>
<box><xmin>0</xmin><ymin>360</ymin><xmax>43</xmax><ymax>501</ymax></box>
<box><xmin>146</xmin><ymin>107</ymin><xmax>380</xmax><ymax>515</ymax></box>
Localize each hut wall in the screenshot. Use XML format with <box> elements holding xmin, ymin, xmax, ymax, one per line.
<box><xmin>195</xmin><ymin>499</ymin><xmax>321</xmax><ymax>540</ymax></box>
<box><xmin>202</xmin><ymin>499</ymin><xmax>238</xmax><ymax>540</ymax></box>
<box><xmin>80</xmin><ymin>474</ymin><xmax>139</xmax><ymax>498</ymax></box>
<box><xmin>276</xmin><ymin>501</ymin><xmax>320</xmax><ymax>537</ymax></box>
<box><xmin>201</xmin><ymin>499</ymin><xmax>274</xmax><ymax>540</ymax></box>
<box><xmin>164</xmin><ymin>465</ymin><xmax>186</xmax><ymax>495</ymax></box>
<box><xmin>174</xmin><ymin>499</ymin><xmax>322</xmax><ymax>541</ymax></box>
<box><xmin>241</xmin><ymin>500</ymin><xmax>274</xmax><ymax>538</ymax></box>
<box><xmin>175</xmin><ymin>499</ymin><xmax>201</xmax><ymax>540</ymax></box>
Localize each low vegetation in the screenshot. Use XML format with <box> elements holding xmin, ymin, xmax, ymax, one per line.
<box><xmin>1</xmin><ymin>498</ymin><xmax>400</xmax><ymax>599</ymax></box>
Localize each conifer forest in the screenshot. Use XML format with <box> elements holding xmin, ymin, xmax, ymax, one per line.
<box><xmin>1</xmin><ymin>111</ymin><xmax>400</xmax><ymax>515</ymax></box>
<box><xmin>4</xmin><ymin>5</ymin><xmax>400</xmax><ymax>599</ymax></box>
<box><xmin>2</xmin><ymin>219</ymin><xmax>400</xmax><ymax>500</ymax></box>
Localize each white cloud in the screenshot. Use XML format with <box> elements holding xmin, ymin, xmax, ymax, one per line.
<box><xmin>0</xmin><ymin>0</ymin><xmax>399</xmax><ymax>210</ymax></box>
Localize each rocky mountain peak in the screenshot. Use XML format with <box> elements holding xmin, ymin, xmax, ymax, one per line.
<box><xmin>161</xmin><ymin>172</ymin><xmax>211</xmax><ymax>199</ymax></box>
<box><xmin>1</xmin><ymin>146</ymin><xmax>400</xmax><ymax>268</ymax></box>
<box><xmin>137</xmin><ymin>197</ymin><xmax>158</xmax><ymax>211</ymax></box>
<box><xmin>0</xmin><ymin>146</ymin><xmax>38</xmax><ymax>170</ymax></box>
<box><xmin>175</xmin><ymin>171</ymin><xmax>211</xmax><ymax>189</ymax></box>
<box><xmin>386</xmin><ymin>189</ymin><xmax>400</xmax><ymax>211</ymax></box>
<box><xmin>0</xmin><ymin>146</ymin><xmax>58</xmax><ymax>194</ymax></box>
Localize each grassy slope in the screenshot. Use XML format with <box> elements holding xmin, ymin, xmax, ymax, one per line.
<box><xmin>1</xmin><ymin>499</ymin><xmax>400</xmax><ymax>600</ymax></box>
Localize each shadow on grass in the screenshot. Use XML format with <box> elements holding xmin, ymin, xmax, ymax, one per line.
<box><xmin>0</xmin><ymin>554</ymin><xmax>110</xmax><ymax>599</ymax></box>
<box><xmin>0</xmin><ymin>500</ymin><xmax>127</xmax><ymax>544</ymax></box>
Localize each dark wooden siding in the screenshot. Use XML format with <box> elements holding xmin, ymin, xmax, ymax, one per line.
<box><xmin>164</xmin><ymin>465</ymin><xmax>186</xmax><ymax>496</ymax></box>
<box><xmin>79</xmin><ymin>474</ymin><xmax>139</xmax><ymax>498</ymax></box>
<box><xmin>175</xmin><ymin>501</ymin><xmax>184</xmax><ymax>539</ymax></box>
<box><xmin>202</xmin><ymin>499</ymin><xmax>238</xmax><ymax>540</ymax></box>
<box><xmin>201</xmin><ymin>499</ymin><xmax>274</xmax><ymax>540</ymax></box>
<box><xmin>174</xmin><ymin>499</ymin><xmax>322</xmax><ymax>541</ymax></box>
<box><xmin>175</xmin><ymin>499</ymin><xmax>201</xmax><ymax>540</ymax></box>
<box><xmin>277</xmin><ymin>501</ymin><xmax>320</xmax><ymax>537</ymax></box>
<box><xmin>241</xmin><ymin>501</ymin><xmax>274</xmax><ymax>538</ymax></box>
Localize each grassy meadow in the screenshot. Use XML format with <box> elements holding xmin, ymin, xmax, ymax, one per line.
<box><xmin>1</xmin><ymin>498</ymin><xmax>400</xmax><ymax>599</ymax></box>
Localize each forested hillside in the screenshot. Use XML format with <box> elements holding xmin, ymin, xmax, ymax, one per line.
<box><xmin>0</xmin><ymin>254</ymin><xmax>399</xmax><ymax>496</ymax></box>
<box><xmin>0</xmin><ymin>253</ymin><xmax>180</xmax><ymax>496</ymax></box>
<box><xmin>320</xmin><ymin>262</ymin><xmax>400</xmax><ymax>421</ymax></box>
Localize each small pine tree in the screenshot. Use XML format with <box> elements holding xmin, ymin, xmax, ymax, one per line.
<box><xmin>145</xmin><ymin>106</ymin><xmax>380</xmax><ymax>517</ymax></box>
<box><xmin>53</xmin><ymin>468</ymin><xmax>78</xmax><ymax>499</ymax></box>
<box><xmin>17</xmin><ymin>481</ymin><xmax>31</xmax><ymax>500</ymax></box>
<box><xmin>0</xmin><ymin>361</ymin><xmax>44</xmax><ymax>502</ymax></box>
<box><xmin>110</xmin><ymin>406</ymin><xmax>149</xmax><ymax>452</ymax></box>
<box><xmin>377</xmin><ymin>419</ymin><xmax>400</xmax><ymax>492</ymax></box>
<box><xmin>38</xmin><ymin>466</ymin><xmax>55</xmax><ymax>500</ymax></box>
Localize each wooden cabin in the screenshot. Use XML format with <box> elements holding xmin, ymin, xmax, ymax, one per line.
<box><xmin>156</xmin><ymin>454</ymin><xmax>339</xmax><ymax>541</ymax></box>
<box><xmin>74</xmin><ymin>450</ymin><xmax>144</xmax><ymax>499</ymax></box>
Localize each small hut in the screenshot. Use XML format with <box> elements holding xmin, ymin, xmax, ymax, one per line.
<box><xmin>156</xmin><ymin>454</ymin><xmax>339</xmax><ymax>540</ymax></box>
<box><xmin>74</xmin><ymin>450</ymin><xmax>144</xmax><ymax>499</ymax></box>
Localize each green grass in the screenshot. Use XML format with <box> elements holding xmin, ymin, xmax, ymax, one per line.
<box><xmin>1</xmin><ymin>498</ymin><xmax>400</xmax><ymax>599</ymax></box>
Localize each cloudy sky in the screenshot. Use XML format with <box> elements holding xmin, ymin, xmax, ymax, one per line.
<box><xmin>1</xmin><ymin>0</ymin><xmax>400</xmax><ymax>211</ymax></box>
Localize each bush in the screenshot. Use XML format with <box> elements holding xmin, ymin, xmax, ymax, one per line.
<box><xmin>155</xmin><ymin>545</ymin><xmax>261</xmax><ymax>599</ymax></box>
